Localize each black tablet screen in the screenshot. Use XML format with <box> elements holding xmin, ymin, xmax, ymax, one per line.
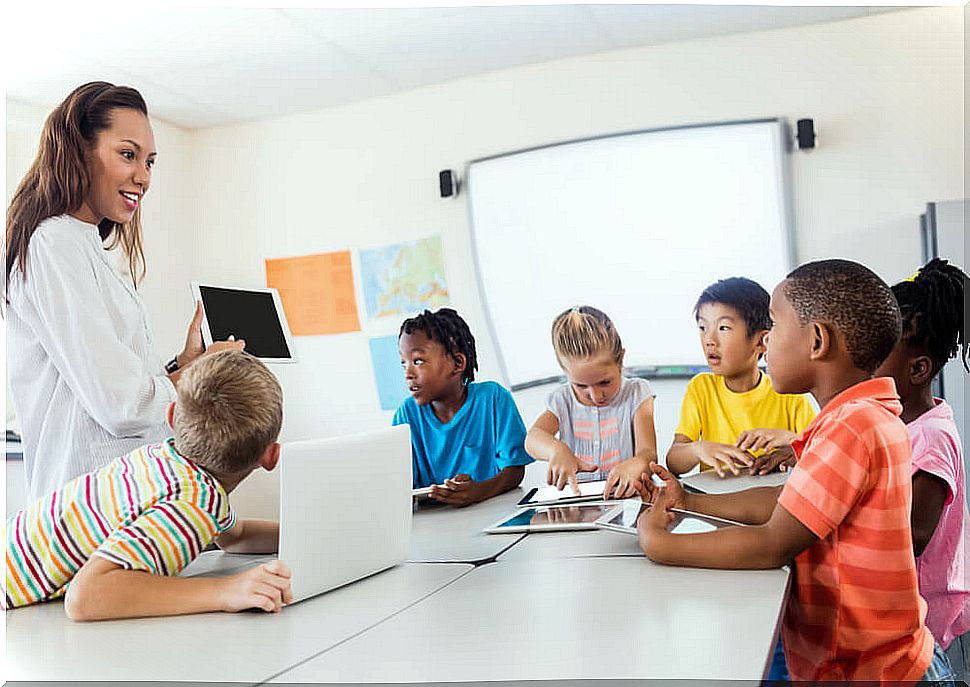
<box><xmin>198</xmin><ymin>286</ymin><xmax>291</xmax><ymax>359</ymax></box>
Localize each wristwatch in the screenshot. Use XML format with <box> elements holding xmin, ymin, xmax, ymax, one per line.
<box><xmin>165</xmin><ymin>356</ymin><xmax>180</xmax><ymax>374</ymax></box>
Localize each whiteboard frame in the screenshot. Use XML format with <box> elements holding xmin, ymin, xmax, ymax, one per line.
<box><xmin>465</xmin><ymin>117</ymin><xmax>796</xmax><ymax>390</ymax></box>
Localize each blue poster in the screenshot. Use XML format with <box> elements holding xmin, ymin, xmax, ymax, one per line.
<box><xmin>369</xmin><ymin>335</ymin><xmax>409</xmax><ymax>411</ymax></box>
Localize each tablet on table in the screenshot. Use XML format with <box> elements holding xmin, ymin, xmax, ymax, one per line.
<box><xmin>517</xmin><ymin>479</ymin><xmax>621</xmax><ymax>508</ymax></box>
<box><xmin>484</xmin><ymin>503</ymin><xmax>616</xmax><ymax>534</ymax></box>
<box><xmin>594</xmin><ymin>500</ymin><xmax>744</xmax><ymax>535</ymax></box>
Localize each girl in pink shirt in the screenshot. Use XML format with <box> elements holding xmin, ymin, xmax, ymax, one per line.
<box><xmin>876</xmin><ymin>258</ymin><xmax>969</xmax><ymax>680</ymax></box>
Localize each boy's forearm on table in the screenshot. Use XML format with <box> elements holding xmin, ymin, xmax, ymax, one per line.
<box><xmin>479</xmin><ymin>465</ymin><xmax>525</xmax><ymax>500</ymax></box>
<box><xmin>640</xmin><ymin>524</ymin><xmax>788</xmax><ymax>569</ymax></box>
<box><xmin>66</xmin><ymin>559</ymin><xmax>226</xmax><ymax>621</ymax></box>
<box><xmin>682</xmin><ymin>487</ymin><xmax>782</xmax><ymax>525</ymax></box>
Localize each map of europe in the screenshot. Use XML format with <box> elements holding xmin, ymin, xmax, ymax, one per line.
<box><xmin>359</xmin><ymin>236</ymin><xmax>450</xmax><ymax>319</ymax></box>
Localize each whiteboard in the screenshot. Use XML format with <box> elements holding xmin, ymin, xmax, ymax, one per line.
<box><xmin>467</xmin><ymin>120</ymin><xmax>794</xmax><ymax>389</ymax></box>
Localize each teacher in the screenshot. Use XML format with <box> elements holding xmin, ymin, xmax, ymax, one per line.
<box><xmin>4</xmin><ymin>82</ymin><xmax>243</xmax><ymax>500</ymax></box>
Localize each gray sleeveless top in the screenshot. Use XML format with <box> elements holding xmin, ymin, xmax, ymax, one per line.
<box><xmin>546</xmin><ymin>377</ymin><xmax>654</xmax><ymax>482</ymax></box>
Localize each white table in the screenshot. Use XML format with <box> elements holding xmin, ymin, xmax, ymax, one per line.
<box><xmin>409</xmin><ymin>486</ymin><xmax>529</xmax><ymax>563</ymax></box>
<box><xmin>499</xmin><ymin>501</ymin><xmax>752</xmax><ymax>561</ymax></box>
<box><xmin>498</xmin><ymin>527</ymin><xmax>644</xmax><ymax>560</ymax></box>
<box><xmin>7</xmin><ymin>484</ymin><xmax>790</xmax><ymax>684</ymax></box>
<box><xmin>5</xmin><ymin>554</ymin><xmax>472</xmax><ymax>683</ymax></box>
<box><xmin>270</xmin><ymin>557</ymin><xmax>790</xmax><ymax>683</ymax></box>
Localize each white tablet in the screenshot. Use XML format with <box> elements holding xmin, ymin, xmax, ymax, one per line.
<box><xmin>412</xmin><ymin>486</ymin><xmax>434</xmax><ymax>501</ymax></box>
<box><xmin>191</xmin><ymin>283</ymin><xmax>297</xmax><ymax>363</ymax></box>
<box><xmin>517</xmin><ymin>479</ymin><xmax>616</xmax><ymax>508</ymax></box>
<box><xmin>484</xmin><ymin>503</ymin><xmax>616</xmax><ymax>534</ymax></box>
<box><xmin>595</xmin><ymin>501</ymin><xmax>744</xmax><ymax>535</ymax></box>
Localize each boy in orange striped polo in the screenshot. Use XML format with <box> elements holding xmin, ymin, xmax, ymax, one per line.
<box><xmin>636</xmin><ymin>259</ymin><xmax>953</xmax><ymax>683</ymax></box>
<box><xmin>4</xmin><ymin>351</ymin><xmax>293</xmax><ymax>620</ymax></box>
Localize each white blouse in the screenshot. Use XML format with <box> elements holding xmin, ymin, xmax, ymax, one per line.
<box><xmin>7</xmin><ymin>214</ymin><xmax>175</xmax><ymax>500</ymax></box>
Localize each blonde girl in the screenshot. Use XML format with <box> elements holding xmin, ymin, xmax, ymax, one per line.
<box><xmin>525</xmin><ymin>306</ymin><xmax>658</xmax><ymax>498</ymax></box>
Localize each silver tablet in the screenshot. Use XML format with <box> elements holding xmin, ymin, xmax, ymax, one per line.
<box><xmin>191</xmin><ymin>282</ymin><xmax>297</xmax><ymax>363</ymax></box>
<box><xmin>516</xmin><ymin>479</ymin><xmax>615</xmax><ymax>508</ymax></box>
<box><xmin>595</xmin><ymin>501</ymin><xmax>744</xmax><ymax>535</ymax></box>
<box><xmin>484</xmin><ymin>503</ymin><xmax>616</xmax><ymax>534</ymax></box>
<box><xmin>412</xmin><ymin>486</ymin><xmax>434</xmax><ymax>501</ymax></box>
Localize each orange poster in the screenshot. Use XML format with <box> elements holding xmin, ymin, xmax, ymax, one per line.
<box><xmin>265</xmin><ymin>251</ymin><xmax>361</xmax><ymax>336</ymax></box>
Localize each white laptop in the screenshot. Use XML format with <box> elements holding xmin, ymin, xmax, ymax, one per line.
<box><xmin>277</xmin><ymin>424</ymin><xmax>412</xmax><ymax>603</ymax></box>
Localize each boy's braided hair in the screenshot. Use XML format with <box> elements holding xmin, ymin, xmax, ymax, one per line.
<box><xmin>400</xmin><ymin>308</ymin><xmax>478</xmax><ymax>385</ymax></box>
<box><xmin>892</xmin><ymin>258</ymin><xmax>968</xmax><ymax>374</ymax></box>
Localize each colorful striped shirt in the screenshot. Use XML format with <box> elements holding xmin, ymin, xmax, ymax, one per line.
<box><xmin>4</xmin><ymin>439</ymin><xmax>235</xmax><ymax>609</ymax></box>
<box><xmin>778</xmin><ymin>378</ymin><xmax>935</xmax><ymax>682</ymax></box>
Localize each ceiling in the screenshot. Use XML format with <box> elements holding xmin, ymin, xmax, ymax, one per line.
<box><xmin>5</xmin><ymin>5</ymin><xmax>906</xmax><ymax>130</ymax></box>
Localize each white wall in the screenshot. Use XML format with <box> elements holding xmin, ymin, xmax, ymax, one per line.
<box><xmin>181</xmin><ymin>6</ymin><xmax>964</xmax><ymax>447</ymax></box>
<box><xmin>4</xmin><ymin>100</ymin><xmax>52</xmax><ymax>431</ymax></box>
<box><xmin>4</xmin><ymin>7</ymin><xmax>965</xmax><ymax>515</ymax></box>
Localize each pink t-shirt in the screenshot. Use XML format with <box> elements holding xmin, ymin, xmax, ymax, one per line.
<box><xmin>909</xmin><ymin>398</ymin><xmax>970</xmax><ymax>649</ymax></box>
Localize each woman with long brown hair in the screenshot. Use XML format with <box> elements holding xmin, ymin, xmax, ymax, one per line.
<box><xmin>5</xmin><ymin>81</ymin><xmax>242</xmax><ymax>499</ymax></box>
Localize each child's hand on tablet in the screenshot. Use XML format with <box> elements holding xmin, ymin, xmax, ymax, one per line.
<box><xmin>547</xmin><ymin>447</ymin><xmax>597</xmax><ymax>495</ymax></box>
<box><xmin>638</xmin><ymin>487</ymin><xmax>676</xmax><ymax>533</ymax></box>
<box><xmin>747</xmin><ymin>445</ymin><xmax>796</xmax><ymax>476</ymax></box>
<box><xmin>695</xmin><ymin>440</ymin><xmax>753</xmax><ymax>478</ymax></box>
<box><xmin>735</xmin><ymin>428</ymin><xmax>796</xmax><ymax>454</ymax></box>
<box><xmin>637</xmin><ymin>463</ymin><xmax>689</xmax><ymax>512</ymax></box>
<box><xmin>603</xmin><ymin>458</ymin><xmax>646</xmax><ymax>499</ymax></box>
<box><xmin>430</xmin><ymin>474</ymin><xmax>481</xmax><ymax>507</ymax></box>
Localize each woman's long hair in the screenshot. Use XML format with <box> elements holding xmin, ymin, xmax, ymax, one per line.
<box><xmin>5</xmin><ymin>81</ymin><xmax>150</xmax><ymax>301</ymax></box>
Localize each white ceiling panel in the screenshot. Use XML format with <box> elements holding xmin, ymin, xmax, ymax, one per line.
<box><xmin>6</xmin><ymin>5</ymin><xmax>912</xmax><ymax>130</ymax></box>
<box><xmin>5</xmin><ymin>65</ymin><xmax>237</xmax><ymax>131</ymax></box>
<box><xmin>84</xmin><ymin>10</ymin><xmax>339</xmax><ymax>79</ymax></box>
<box><xmin>307</xmin><ymin>6</ymin><xmax>614</xmax><ymax>91</ymax></box>
<box><xmin>280</xmin><ymin>7</ymin><xmax>477</xmax><ymax>42</ymax></box>
<box><xmin>155</xmin><ymin>58</ymin><xmax>395</xmax><ymax>126</ymax></box>
<box><xmin>586</xmin><ymin>4</ymin><xmax>889</xmax><ymax>49</ymax></box>
<box><xmin>143</xmin><ymin>29</ymin><xmax>392</xmax><ymax>126</ymax></box>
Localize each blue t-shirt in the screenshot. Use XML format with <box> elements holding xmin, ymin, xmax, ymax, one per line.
<box><xmin>392</xmin><ymin>381</ymin><xmax>532</xmax><ymax>488</ymax></box>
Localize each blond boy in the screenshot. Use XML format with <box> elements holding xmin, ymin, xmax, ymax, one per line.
<box><xmin>5</xmin><ymin>350</ymin><xmax>292</xmax><ymax>620</ymax></box>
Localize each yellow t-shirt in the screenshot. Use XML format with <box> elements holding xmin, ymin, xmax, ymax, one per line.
<box><xmin>675</xmin><ymin>372</ymin><xmax>817</xmax><ymax>471</ymax></box>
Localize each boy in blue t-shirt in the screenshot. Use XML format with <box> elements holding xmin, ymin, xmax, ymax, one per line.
<box><xmin>393</xmin><ymin>308</ymin><xmax>532</xmax><ymax>507</ymax></box>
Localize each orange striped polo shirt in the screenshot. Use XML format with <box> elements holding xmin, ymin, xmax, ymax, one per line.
<box><xmin>777</xmin><ymin>378</ymin><xmax>934</xmax><ymax>682</ymax></box>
